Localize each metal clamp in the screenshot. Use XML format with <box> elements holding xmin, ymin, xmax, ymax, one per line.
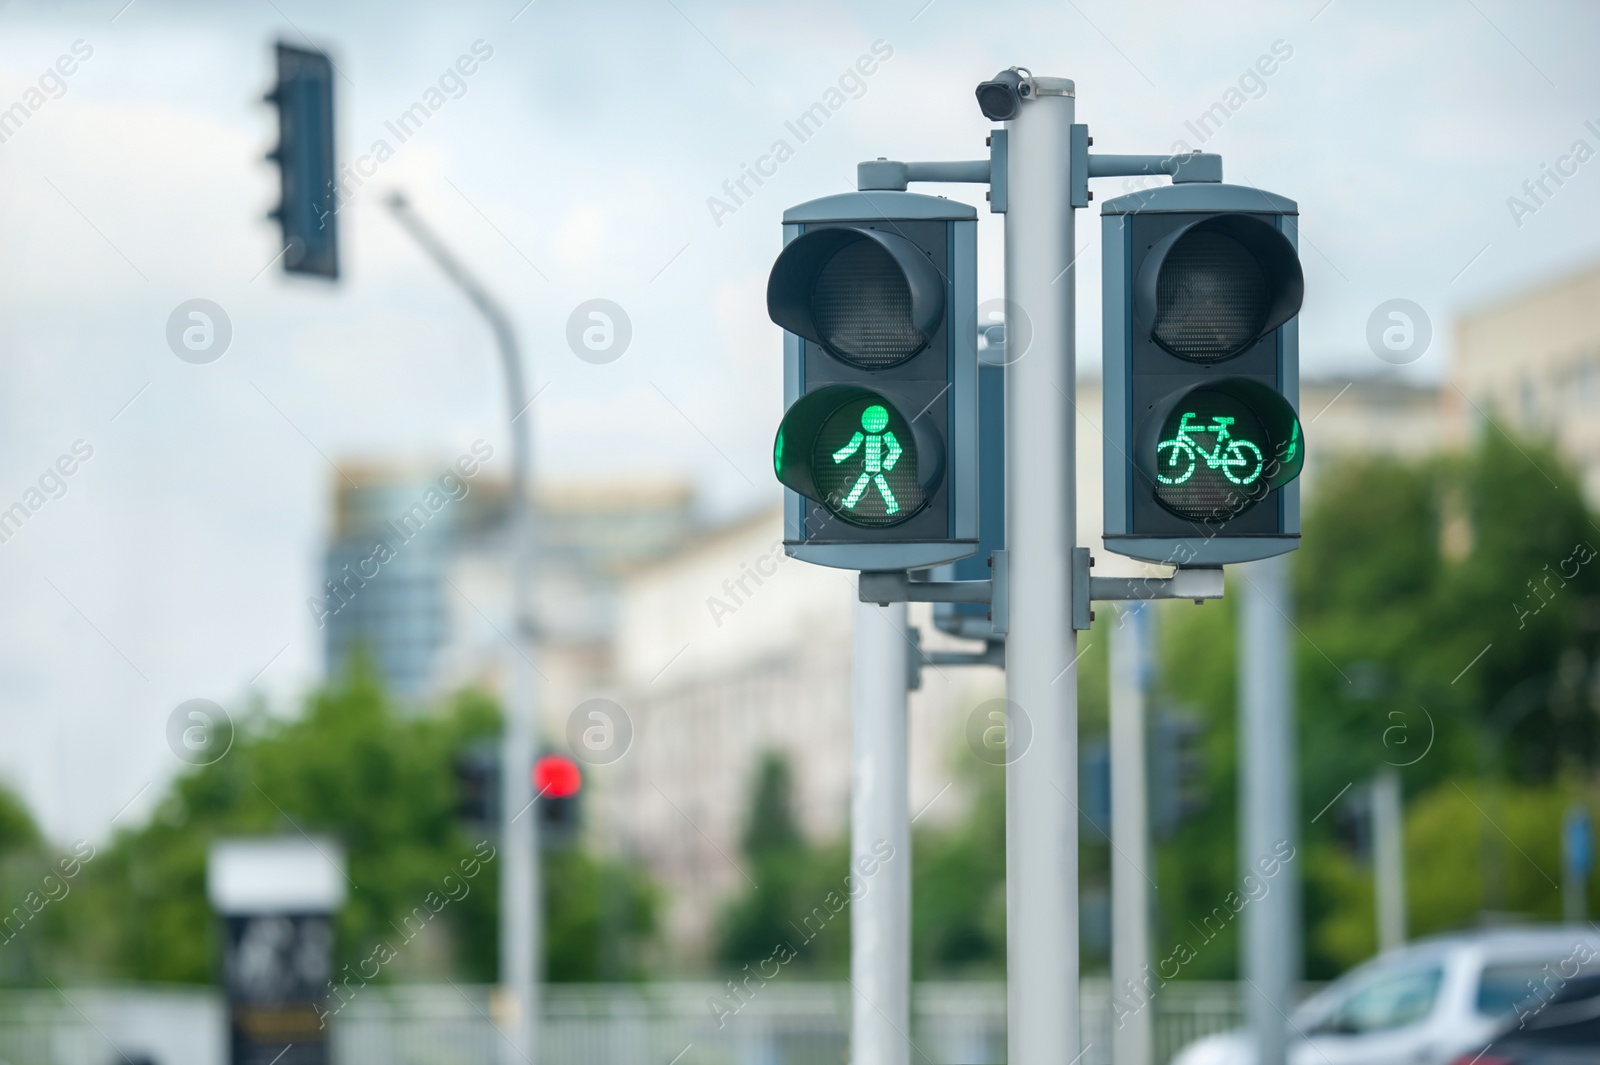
<box><xmin>1071</xmin><ymin>547</ymin><xmax>1224</xmax><ymax>631</ymax></box>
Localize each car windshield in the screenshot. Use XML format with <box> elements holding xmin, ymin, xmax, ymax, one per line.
<box><xmin>1310</xmin><ymin>964</ymin><xmax>1445</xmax><ymax>1036</ymax></box>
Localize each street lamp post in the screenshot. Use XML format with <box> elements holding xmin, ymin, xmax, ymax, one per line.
<box><xmin>385</xmin><ymin>192</ymin><xmax>541</xmax><ymax>1065</ymax></box>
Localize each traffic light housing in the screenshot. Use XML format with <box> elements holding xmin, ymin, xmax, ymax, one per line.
<box><xmin>265</xmin><ymin>43</ymin><xmax>338</xmax><ymax>279</ymax></box>
<box><xmin>1101</xmin><ymin>184</ymin><xmax>1304</xmax><ymax>565</ymax></box>
<box><xmin>1151</xmin><ymin>710</ymin><xmax>1206</xmax><ymax>838</ymax></box>
<box><xmin>454</xmin><ymin>742</ymin><xmax>499</xmax><ymax>831</ymax></box>
<box><xmin>933</xmin><ymin>321</ymin><xmax>1006</xmax><ymax>639</ymax></box>
<box><xmin>769</xmin><ymin>192</ymin><xmax>979</xmax><ymax>571</ymax></box>
<box><xmin>534</xmin><ymin>754</ymin><xmax>582</xmax><ymax>847</ymax></box>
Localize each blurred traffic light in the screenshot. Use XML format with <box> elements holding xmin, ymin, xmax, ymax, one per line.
<box><xmin>265</xmin><ymin>43</ymin><xmax>338</xmax><ymax>279</ymax></box>
<box><xmin>768</xmin><ymin>193</ymin><xmax>979</xmax><ymax>571</ymax></box>
<box><xmin>454</xmin><ymin>742</ymin><xmax>499</xmax><ymax>831</ymax></box>
<box><xmin>1101</xmin><ymin>185</ymin><xmax>1305</xmax><ymax>564</ymax></box>
<box><xmin>535</xmin><ymin>754</ymin><xmax>582</xmax><ymax>847</ymax></box>
<box><xmin>1151</xmin><ymin>711</ymin><xmax>1207</xmax><ymax>838</ymax></box>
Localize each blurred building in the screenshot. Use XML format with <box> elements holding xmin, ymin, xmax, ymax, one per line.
<box><xmin>601</xmin><ymin>505</ymin><xmax>995</xmax><ymax>958</ymax></box>
<box><xmin>319</xmin><ymin>465</ymin><xmax>463</xmax><ymax>699</ymax></box>
<box><xmin>317</xmin><ymin>462</ymin><xmax>696</xmax><ymax>707</ymax></box>
<box><xmin>1450</xmin><ymin>258</ymin><xmax>1600</xmax><ymax>502</ymax></box>
<box><xmin>1299</xmin><ymin>374</ymin><xmax>1444</xmax><ymax>495</ymax></box>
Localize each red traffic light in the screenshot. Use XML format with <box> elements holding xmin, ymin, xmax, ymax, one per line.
<box><xmin>533</xmin><ymin>755</ymin><xmax>581</xmax><ymax>799</ymax></box>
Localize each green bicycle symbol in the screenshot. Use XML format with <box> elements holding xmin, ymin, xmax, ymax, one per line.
<box><xmin>1156</xmin><ymin>412</ymin><xmax>1265</xmax><ymax>486</ymax></box>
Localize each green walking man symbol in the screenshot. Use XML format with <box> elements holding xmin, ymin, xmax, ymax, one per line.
<box><xmin>832</xmin><ymin>404</ymin><xmax>902</xmax><ymax>514</ymax></box>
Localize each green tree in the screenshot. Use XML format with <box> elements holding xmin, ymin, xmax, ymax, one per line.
<box><xmin>63</xmin><ymin>663</ymin><xmax>656</xmax><ymax>985</ymax></box>
<box><xmin>717</xmin><ymin>753</ymin><xmax>849</xmax><ymax>974</ymax></box>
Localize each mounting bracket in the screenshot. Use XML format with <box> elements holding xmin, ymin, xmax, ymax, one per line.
<box><xmin>859</xmin><ymin>550</ymin><xmax>1010</xmax><ymax>635</ymax></box>
<box><xmin>1069</xmin><ymin>547</ymin><xmax>1224</xmax><ymax>630</ymax></box>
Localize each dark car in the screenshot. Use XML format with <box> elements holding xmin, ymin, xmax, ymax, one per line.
<box><xmin>1451</xmin><ymin>973</ymin><xmax>1600</xmax><ymax>1064</ymax></box>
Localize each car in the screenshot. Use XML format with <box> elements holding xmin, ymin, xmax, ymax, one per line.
<box><xmin>1447</xmin><ymin>972</ymin><xmax>1600</xmax><ymax>1064</ymax></box>
<box><xmin>1171</xmin><ymin>927</ymin><xmax>1600</xmax><ymax>1065</ymax></box>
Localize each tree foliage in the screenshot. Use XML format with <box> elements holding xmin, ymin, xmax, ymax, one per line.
<box><xmin>45</xmin><ymin>663</ymin><xmax>656</xmax><ymax>985</ymax></box>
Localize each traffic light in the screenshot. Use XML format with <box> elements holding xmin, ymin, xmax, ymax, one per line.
<box><xmin>768</xmin><ymin>192</ymin><xmax>979</xmax><ymax>571</ymax></box>
<box><xmin>1101</xmin><ymin>185</ymin><xmax>1305</xmax><ymax>565</ymax></box>
<box><xmin>265</xmin><ymin>43</ymin><xmax>338</xmax><ymax>279</ymax></box>
<box><xmin>534</xmin><ymin>754</ymin><xmax>582</xmax><ymax>847</ymax></box>
<box><xmin>454</xmin><ymin>742</ymin><xmax>499</xmax><ymax>831</ymax></box>
<box><xmin>1150</xmin><ymin>710</ymin><xmax>1206</xmax><ymax>838</ymax></box>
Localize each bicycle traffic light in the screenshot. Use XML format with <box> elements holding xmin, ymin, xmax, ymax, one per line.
<box><xmin>1101</xmin><ymin>185</ymin><xmax>1304</xmax><ymax>565</ymax></box>
<box><xmin>768</xmin><ymin>192</ymin><xmax>979</xmax><ymax>571</ymax></box>
<box><xmin>265</xmin><ymin>43</ymin><xmax>338</xmax><ymax>279</ymax></box>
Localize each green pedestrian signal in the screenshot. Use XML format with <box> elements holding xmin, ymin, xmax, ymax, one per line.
<box><xmin>774</xmin><ymin>386</ymin><xmax>939</xmax><ymax>529</ymax></box>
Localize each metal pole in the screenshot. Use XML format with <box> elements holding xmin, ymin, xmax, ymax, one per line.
<box><xmin>1004</xmin><ymin>75</ymin><xmax>1080</xmax><ymax>1065</ymax></box>
<box><xmin>1111</xmin><ymin>602</ymin><xmax>1152</xmax><ymax>1065</ymax></box>
<box><xmin>851</xmin><ymin>596</ymin><xmax>911</xmax><ymax>1065</ymax></box>
<box><xmin>384</xmin><ymin>193</ymin><xmax>541</xmax><ymax>1065</ymax></box>
<box><xmin>1372</xmin><ymin>768</ymin><xmax>1406</xmax><ymax>953</ymax></box>
<box><xmin>1238</xmin><ymin>555</ymin><xmax>1299</xmax><ymax>1065</ymax></box>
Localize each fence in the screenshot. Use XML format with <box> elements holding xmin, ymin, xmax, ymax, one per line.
<box><xmin>0</xmin><ymin>980</ymin><xmax>1246</xmax><ymax>1065</ymax></box>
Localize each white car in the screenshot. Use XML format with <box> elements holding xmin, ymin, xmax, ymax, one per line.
<box><xmin>1172</xmin><ymin>927</ymin><xmax>1600</xmax><ymax>1065</ymax></box>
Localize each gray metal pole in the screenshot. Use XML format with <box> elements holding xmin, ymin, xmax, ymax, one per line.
<box><xmin>1373</xmin><ymin>768</ymin><xmax>1406</xmax><ymax>953</ymax></box>
<box><xmin>851</xmin><ymin>596</ymin><xmax>911</xmax><ymax>1065</ymax></box>
<box><xmin>1003</xmin><ymin>75</ymin><xmax>1080</xmax><ymax>1065</ymax></box>
<box><xmin>384</xmin><ymin>193</ymin><xmax>541</xmax><ymax>1065</ymax></box>
<box><xmin>1111</xmin><ymin>603</ymin><xmax>1152</xmax><ymax>1065</ymax></box>
<box><xmin>1238</xmin><ymin>555</ymin><xmax>1299</xmax><ymax>1065</ymax></box>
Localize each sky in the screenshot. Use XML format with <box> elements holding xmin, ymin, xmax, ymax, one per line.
<box><xmin>0</xmin><ymin>0</ymin><xmax>1597</xmax><ymax>842</ymax></box>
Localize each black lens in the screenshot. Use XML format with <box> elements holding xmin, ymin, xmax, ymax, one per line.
<box><xmin>811</xmin><ymin>240</ymin><xmax>927</xmax><ymax>368</ymax></box>
<box><xmin>1153</xmin><ymin>230</ymin><xmax>1270</xmax><ymax>362</ymax></box>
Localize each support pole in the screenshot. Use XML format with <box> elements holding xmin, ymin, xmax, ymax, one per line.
<box><xmin>851</xmin><ymin>597</ymin><xmax>911</xmax><ymax>1065</ymax></box>
<box><xmin>1373</xmin><ymin>768</ymin><xmax>1406</xmax><ymax>953</ymax></box>
<box><xmin>1111</xmin><ymin>603</ymin><xmax>1152</xmax><ymax>1065</ymax></box>
<box><xmin>1003</xmin><ymin>75</ymin><xmax>1080</xmax><ymax>1065</ymax></box>
<box><xmin>384</xmin><ymin>193</ymin><xmax>540</xmax><ymax>1065</ymax></box>
<box><xmin>1238</xmin><ymin>555</ymin><xmax>1299</xmax><ymax>1065</ymax></box>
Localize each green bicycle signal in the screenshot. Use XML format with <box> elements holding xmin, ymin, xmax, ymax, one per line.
<box><xmin>1156</xmin><ymin>412</ymin><xmax>1265</xmax><ymax>487</ymax></box>
<box><xmin>1140</xmin><ymin>379</ymin><xmax>1304</xmax><ymax>523</ymax></box>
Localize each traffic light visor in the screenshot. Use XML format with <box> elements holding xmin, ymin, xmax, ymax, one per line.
<box><xmin>1140</xmin><ymin>377</ymin><xmax>1302</xmax><ymax>521</ymax></box>
<box><xmin>768</xmin><ymin>228</ymin><xmax>945</xmax><ymax>369</ymax></box>
<box><xmin>774</xmin><ymin>385</ymin><xmax>944</xmax><ymax>527</ymax></box>
<box><xmin>1135</xmin><ymin>215</ymin><xmax>1302</xmax><ymax>363</ymax></box>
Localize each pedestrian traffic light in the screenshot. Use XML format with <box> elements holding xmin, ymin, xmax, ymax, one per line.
<box><xmin>1101</xmin><ymin>184</ymin><xmax>1304</xmax><ymax>564</ymax></box>
<box><xmin>265</xmin><ymin>43</ymin><xmax>338</xmax><ymax>279</ymax></box>
<box><xmin>769</xmin><ymin>192</ymin><xmax>979</xmax><ymax>571</ymax></box>
<box><xmin>534</xmin><ymin>754</ymin><xmax>581</xmax><ymax>846</ymax></box>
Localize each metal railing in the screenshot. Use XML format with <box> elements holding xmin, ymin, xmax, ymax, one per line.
<box><xmin>0</xmin><ymin>980</ymin><xmax>1246</xmax><ymax>1065</ymax></box>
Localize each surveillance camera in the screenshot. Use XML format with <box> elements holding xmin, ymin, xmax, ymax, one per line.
<box><xmin>975</xmin><ymin>68</ymin><xmax>1029</xmax><ymax>122</ymax></box>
